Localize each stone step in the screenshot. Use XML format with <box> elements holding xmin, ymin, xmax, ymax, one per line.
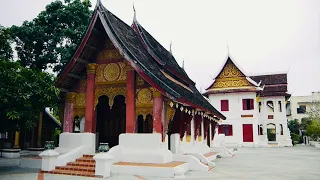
<box><xmin>83</xmin><ymin>154</ymin><xmax>95</xmax><ymax>158</ymax></box>
<box><xmin>56</xmin><ymin>165</ymin><xmax>95</xmax><ymax>172</ymax></box>
<box><xmin>43</xmin><ymin>169</ymin><xmax>101</xmax><ymax>178</ymax></box>
<box><xmin>76</xmin><ymin>157</ymin><xmax>95</xmax><ymax>163</ymax></box>
<box><xmin>67</xmin><ymin>161</ymin><xmax>96</xmax><ymax>167</ymax></box>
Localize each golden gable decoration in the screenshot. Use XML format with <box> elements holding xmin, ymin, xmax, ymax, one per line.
<box><xmin>211</xmin><ymin>78</ymin><xmax>251</xmax><ymax>89</ymax></box>
<box><xmin>217</xmin><ymin>60</ymin><xmax>244</xmax><ymax>79</ymax></box>
<box><xmin>98</xmin><ymin>49</ymin><xmax>122</xmax><ymax>60</ymax></box>
<box><xmin>210</xmin><ymin>60</ymin><xmax>252</xmax><ymax>89</ymax></box>
<box><xmin>136</xmin><ymin>75</ymin><xmax>145</xmax><ymax>85</ymax></box>
<box><xmin>95</xmin><ymin>62</ymin><xmax>129</xmax><ymax>85</ymax></box>
<box><xmin>136</xmin><ymin>88</ymin><xmax>153</xmax><ymax>107</ymax></box>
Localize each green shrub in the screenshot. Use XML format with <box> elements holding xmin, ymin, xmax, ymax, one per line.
<box><xmin>291</xmin><ymin>133</ymin><xmax>300</xmax><ymax>146</ymax></box>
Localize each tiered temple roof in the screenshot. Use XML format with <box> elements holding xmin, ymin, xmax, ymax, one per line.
<box><xmin>250</xmin><ymin>73</ymin><xmax>290</xmax><ymax>99</ymax></box>
<box><xmin>56</xmin><ymin>1</ymin><xmax>225</xmax><ymax>120</ymax></box>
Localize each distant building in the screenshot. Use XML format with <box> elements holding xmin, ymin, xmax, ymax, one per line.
<box><xmin>287</xmin><ymin>92</ymin><xmax>320</xmax><ymax>122</ymax></box>
<box><xmin>204</xmin><ymin>57</ymin><xmax>292</xmax><ymax>147</ymax></box>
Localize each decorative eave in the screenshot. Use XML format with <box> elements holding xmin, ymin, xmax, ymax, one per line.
<box><xmin>203</xmin><ymin>87</ymin><xmax>261</xmax><ymax>96</ymax></box>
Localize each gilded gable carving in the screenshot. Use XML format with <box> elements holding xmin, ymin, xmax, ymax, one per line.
<box><xmin>211</xmin><ymin>78</ymin><xmax>251</xmax><ymax>88</ymax></box>
<box><xmin>95</xmin><ymin>62</ymin><xmax>129</xmax><ymax>85</ymax></box>
<box><xmin>136</xmin><ymin>88</ymin><xmax>153</xmax><ymax>107</ymax></box>
<box><xmin>217</xmin><ymin>60</ymin><xmax>244</xmax><ymax>79</ymax></box>
<box><xmin>98</xmin><ymin>49</ymin><xmax>122</xmax><ymax>60</ymax></box>
<box><xmin>210</xmin><ymin>60</ymin><xmax>252</xmax><ymax>89</ymax></box>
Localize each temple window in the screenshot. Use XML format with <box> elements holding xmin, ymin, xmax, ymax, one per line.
<box><xmin>218</xmin><ymin>125</ymin><xmax>233</xmax><ymax>136</ymax></box>
<box><xmin>278</xmin><ymin>101</ymin><xmax>282</xmax><ymax>112</ymax></box>
<box><xmin>242</xmin><ymin>99</ymin><xmax>254</xmax><ymax>110</ymax></box>
<box><xmin>258</xmin><ymin>102</ymin><xmax>262</xmax><ymax>113</ymax></box>
<box><xmin>297</xmin><ymin>105</ymin><xmax>306</xmax><ymax>114</ymax></box>
<box><xmin>267</xmin><ymin>101</ymin><xmax>274</xmax><ymax>112</ymax></box>
<box><xmin>258</xmin><ymin>124</ymin><xmax>263</xmax><ymax>135</ymax></box>
<box><xmin>280</xmin><ymin>124</ymin><xmax>283</xmax><ymax>135</ymax></box>
<box><xmin>221</xmin><ymin>100</ymin><xmax>229</xmax><ymax>111</ymax></box>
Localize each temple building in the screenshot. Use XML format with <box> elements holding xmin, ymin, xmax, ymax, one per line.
<box><xmin>47</xmin><ymin>1</ymin><xmax>226</xmax><ymax>178</ymax></box>
<box><xmin>204</xmin><ymin>56</ymin><xmax>293</xmax><ymax>147</ymax></box>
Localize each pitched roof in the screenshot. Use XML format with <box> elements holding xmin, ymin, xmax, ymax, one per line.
<box><xmin>250</xmin><ymin>73</ymin><xmax>290</xmax><ymax>98</ymax></box>
<box><xmin>56</xmin><ymin>1</ymin><xmax>225</xmax><ymax>120</ymax></box>
<box><xmin>132</xmin><ymin>21</ymin><xmax>194</xmax><ymax>85</ymax></box>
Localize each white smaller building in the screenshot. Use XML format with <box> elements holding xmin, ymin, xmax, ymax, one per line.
<box><xmin>287</xmin><ymin>92</ymin><xmax>320</xmax><ymax>122</ymax></box>
<box><xmin>204</xmin><ymin>57</ymin><xmax>292</xmax><ymax>147</ymax></box>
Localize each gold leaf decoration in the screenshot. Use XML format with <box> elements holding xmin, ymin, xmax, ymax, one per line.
<box><xmin>95</xmin><ymin>87</ymin><xmax>126</xmax><ymax>108</ymax></box>
<box><xmin>98</xmin><ymin>49</ymin><xmax>122</xmax><ymax>60</ymax></box>
<box><xmin>137</xmin><ymin>88</ymin><xmax>153</xmax><ymax>106</ymax></box>
<box><xmin>210</xmin><ymin>60</ymin><xmax>252</xmax><ymax>89</ymax></box>
<box><xmin>104</xmin><ymin>63</ymin><xmax>120</xmax><ymax>81</ymax></box>
<box><xmin>218</xmin><ymin>60</ymin><xmax>244</xmax><ymax>79</ymax></box>
<box><xmin>74</xmin><ymin>93</ymin><xmax>86</xmax><ymax>108</ymax></box>
<box><xmin>135</xmin><ymin>107</ymin><xmax>153</xmax><ymax>120</ymax></box>
<box><xmin>136</xmin><ymin>75</ymin><xmax>145</xmax><ymax>85</ymax></box>
<box><xmin>73</xmin><ymin>108</ymin><xmax>85</xmax><ymax>119</ymax></box>
<box><xmin>95</xmin><ymin>61</ymin><xmax>133</xmax><ymax>85</ymax></box>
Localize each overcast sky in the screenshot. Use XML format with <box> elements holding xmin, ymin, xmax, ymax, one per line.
<box><xmin>1</xmin><ymin>0</ymin><xmax>320</xmax><ymax>96</ymax></box>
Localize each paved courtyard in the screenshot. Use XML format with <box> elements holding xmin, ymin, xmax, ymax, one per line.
<box><xmin>0</xmin><ymin>145</ymin><xmax>319</xmax><ymax>180</ymax></box>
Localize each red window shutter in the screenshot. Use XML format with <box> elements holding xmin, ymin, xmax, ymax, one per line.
<box><xmin>221</xmin><ymin>100</ymin><xmax>229</xmax><ymax>111</ymax></box>
<box><xmin>242</xmin><ymin>99</ymin><xmax>247</xmax><ymax>110</ymax></box>
<box><xmin>250</xmin><ymin>99</ymin><xmax>254</xmax><ymax>110</ymax></box>
<box><xmin>218</xmin><ymin>125</ymin><xmax>223</xmax><ymax>134</ymax></box>
<box><xmin>229</xmin><ymin>125</ymin><xmax>233</xmax><ymax>136</ymax></box>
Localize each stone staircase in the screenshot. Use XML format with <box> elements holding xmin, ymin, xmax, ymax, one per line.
<box><xmin>42</xmin><ymin>154</ymin><xmax>101</xmax><ymax>178</ymax></box>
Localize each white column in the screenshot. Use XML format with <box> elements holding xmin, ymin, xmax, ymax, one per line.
<box><xmin>201</xmin><ymin>118</ymin><xmax>204</xmax><ymax>143</ymax></box>
<box><xmin>264</xmin><ymin>124</ymin><xmax>268</xmax><ymax>142</ymax></box>
<box><xmin>191</xmin><ymin>117</ymin><xmax>195</xmax><ymax>144</ymax></box>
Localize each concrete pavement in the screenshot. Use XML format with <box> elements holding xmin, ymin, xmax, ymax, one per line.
<box><xmin>0</xmin><ymin>145</ymin><xmax>319</xmax><ymax>180</ymax></box>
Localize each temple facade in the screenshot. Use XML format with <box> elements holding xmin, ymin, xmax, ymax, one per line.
<box><xmin>204</xmin><ymin>57</ymin><xmax>293</xmax><ymax>147</ymax></box>
<box><xmin>46</xmin><ymin>1</ymin><xmax>227</xmax><ymax>178</ymax></box>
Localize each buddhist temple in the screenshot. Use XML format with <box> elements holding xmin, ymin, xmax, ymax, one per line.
<box><xmin>45</xmin><ymin>1</ymin><xmax>226</xmax><ymax>178</ymax></box>
<box><xmin>204</xmin><ymin>56</ymin><xmax>292</xmax><ymax>148</ymax></box>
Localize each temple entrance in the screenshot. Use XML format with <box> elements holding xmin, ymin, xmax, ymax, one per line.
<box><xmin>137</xmin><ymin>114</ymin><xmax>153</xmax><ymax>133</ymax></box>
<box><xmin>96</xmin><ymin>95</ymin><xmax>126</xmax><ymax>148</ymax></box>
<box><xmin>267</xmin><ymin>123</ymin><xmax>276</xmax><ymax>141</ymax></box>
<box><xmin>242</xmin><ymin>124</ymin><xmax>253</xmax><ymax>142</ymax></box>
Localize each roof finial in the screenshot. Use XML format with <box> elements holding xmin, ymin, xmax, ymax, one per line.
<box><xmin>96</xmin><ymin>0</ymin><xmax>101</xmax><ymax>8</ymax></box>
<box><xmin>182</xmin><ymin>59</ymin><xmax>185</xmax><ymax>70</ymax></box>
<box><xmin>133</xmin><ymin>1</ymin><xmax>137</xmax><ymax>22</ymax></box>
<box><xmin>169</xmin><ymin>41</ymin><xmax>172</xmax><ymax>54</ymax></box>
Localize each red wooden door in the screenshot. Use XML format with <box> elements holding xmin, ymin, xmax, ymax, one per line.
<box><xmin>242</xmin><ymin>124</ymin><xmax>253</xmax><ymax>142</ymax></box>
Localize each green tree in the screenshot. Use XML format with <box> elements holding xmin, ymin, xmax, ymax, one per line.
<box><xmin>300</xmin><ymin>117</ymin><xmax>312</xmax><ymax>130</ymax></box>
<box><xmin>11</xmin><ymin>0</ymin><xmax>92</xmax><ymax>72</ymax></box>
<box><xmin>0</xmin><ymin>26</ymin><xmax>13</xmax><ymax>60</ymax></box>
<box><xmin>0</xmin><ymin>60</ymin><xmax>59</xmax><ymax>132</ymax></box>
<box><xmin>288</xmin><ymin>119</ymin><xmax>300</xmax><ymax>134</ymax></box>
<box><xmin>305</xmin><ymin>102</ymin><xmax>320</xmax><ymax>140</ymax></box>
<box><xmin>306</xmin><ymin>120</ymin><xmax>320</xmax><ymax>140</ymax></box>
